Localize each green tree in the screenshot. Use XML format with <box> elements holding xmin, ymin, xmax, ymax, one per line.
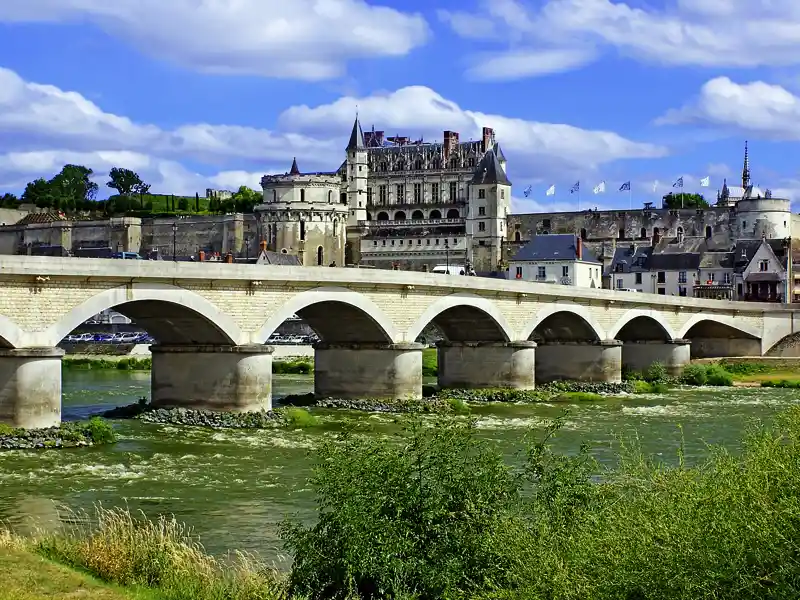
<box><xmin>50</xmin><ymin>164</ymin><xmax>99</xmax><ymax>210</ymax></box>
<box><xmin>662</xmin><ymin>192</ymin><xmax>709</xmax><ymax>209</ymax></box>
<box><xmin>107</xmin><ymin>167</ymin><xmax>150</xmax><ymax>197</ymax></box>
<box><xmin>177</xmin><ymin>197</ymin><xmax>189</xmax><ymax>211</ymax></box>
<box><xmin>230</xmin><ymin>186</ymin><xmax>261</xmax><ymax>213</ymax></box>
<box><xmin>0</xmin><ymin>192</ymin><xmax>19</xmax><ymax>208</ymax></box>
<box><xmin>21</xmin><ymin>178</ymin><xmax>57</xmax><ymax>208</ymax></box>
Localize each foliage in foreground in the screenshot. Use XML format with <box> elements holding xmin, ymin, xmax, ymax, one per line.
<box><xmin>0</xmin><ymin>417</ymin><xmax>116</xmax><ymax>446</ymax></box>
<box><xmin>283</xmin><ymin>409</ymin><xmax>800</xmax><ymax>599</ymax></box>
<box><xmin>34</xmin><ymin>506</ymin><xmax>287</xmax><ymax>600</ymax></box>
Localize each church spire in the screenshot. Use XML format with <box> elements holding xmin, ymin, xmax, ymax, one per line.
<box><xmin>289</xmin><ymin>157</ymin><xmax>300</xmax><ymax>175</ymax></box>
<box><xmin>742</xmin><ymin>140</ymin><xmax>750</xmax><ymax>189</ymax></box>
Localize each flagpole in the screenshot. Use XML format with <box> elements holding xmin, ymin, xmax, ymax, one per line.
<box><xmin>629</xmin><ymin>185</ymin><xmax>632</xmax><ymax>210</ymax></box>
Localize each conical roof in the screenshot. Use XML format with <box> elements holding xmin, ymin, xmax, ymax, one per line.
<box><xmin>289</xmin><ymin>157</ymin><xmax>300</xmax><ymax>175</ymax></box>
<box><xmin>346</xmin><ymin>116</ymin><xmax>365</xmax><ymax>150</ymax></box>
<box><xmin>469</xmin><ymin>150</ymin><xmax>511</xmax><ymax>186</ymax></box>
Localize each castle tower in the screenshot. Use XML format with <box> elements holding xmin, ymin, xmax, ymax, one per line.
<box><xmin>345</xmin><ymin>115</ymin><xmax>368</xmax><ymax>264</ymax></box>
<box><xmin>467</xmin><ymin>149</ymin><xmax>512</xmax><ymax>272</ymax></box>
<box><xmin>257</xmin><ymin>158</ymin><xmax>348</xmax><ymax>267</ymax></box>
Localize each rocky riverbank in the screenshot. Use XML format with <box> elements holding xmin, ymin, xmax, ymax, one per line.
<box><xmin>0</xmin><ymin>418</ymin><xmax>117</xmax><ymax>451</ymax></box>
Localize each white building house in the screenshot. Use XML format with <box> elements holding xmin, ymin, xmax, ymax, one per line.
<box><xmin>509</xmin><ymin>234</ymin><xmax>602</xmax><ymax>287</ymax></box>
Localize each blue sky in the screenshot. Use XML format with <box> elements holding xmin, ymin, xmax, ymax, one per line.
<box><xmin>0</xmin><ymin>0</ymin><xmax>799</xmax><ymax>213</ymax></box>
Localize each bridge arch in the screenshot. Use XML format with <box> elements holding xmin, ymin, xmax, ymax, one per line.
<box><xmin>253</xmin><ymin>287</ymin><xmax>398</xmax><ymax>344</ymax></box>
<box><xmin>406</xmin><ymin>293</ymin><xmax>513</xmax><ymax>343</ymax></box>
<box><xmin>520</xmin><ymin>303</ymin><xmax>606</xmax><ymax>342</ymax></box>
<box><xmin>766</xmin><ymin>332</ymin><xmax>800</xmax><ymax>357</ymax></box>
<box><xmin>40</xmin><ymin>283</ymin><xmax>244</xmax><ymax>347</ymax></box>
<box><xmin>678</xmin><ymin>315</ymin><xmax>762</xmax><ymax>358</ymax></box>
<box><xmin>608</xmin><ymin>309</ymin><xmax>677</xmax><ymax>341</ymax></box>
<box><xmin>0</xmin><ymin>313</ymin><xmax>26</xmax><ymax>348</ymax></box>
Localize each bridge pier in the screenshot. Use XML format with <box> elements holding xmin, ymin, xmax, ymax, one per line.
<box><xmin>0</xmin><ymin>348</ymin><xmax>64</xmax><ymax>429</ymax></box>
<box><xmin>535</xmin><ymin>340</ymin><xmax>622</xmax><ymax>383</ymax></box>
<box><xmin>437</xmin><ymin>341</ymin><xmax>536</xmax><ymax>389</ymax></box>
<box><xmin>150</xmin><ymin>345</ymin><xmax>273</xmax><ymax>412</ymax></box>
<box><xmin>622</xmin><ymin>339</ymin><xmax>691</xmax><ymax>376</ymax></box>
<box><xmin>314</xmin><ymin>342</ymin><xmax>423</xmax><ymax>399</ymax></box>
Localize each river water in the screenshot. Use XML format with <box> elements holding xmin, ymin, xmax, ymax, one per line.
<box><xmin>0</xmin><ymin>371</ymin><xmax>798</xmax><ymax>565</ymax></box>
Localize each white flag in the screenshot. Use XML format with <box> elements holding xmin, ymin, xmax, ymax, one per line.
<box><xmin>700</xmin><ymin>176</ymin><xmax>710</xmax><ymax>187</ymax></box>
<box><xmin>653</xmin><ymin>180</ymin><xmax>659</xmax><ymax>192</ymax></box>
<box><xmin>546</xmin><ymin>185</ymin><xmax>555</xmax><ymax>196</ymax></box>
<box><xmin>593</xmin><ymin>181</ymin><xmax>605</xmax><ymax>194</ymax></box>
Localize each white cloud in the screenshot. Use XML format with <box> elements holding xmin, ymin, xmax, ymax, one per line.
<box><xmin>657</xmin><ymin>77</ymin><xmax>800</xmax><ymax>140</ymax></box>
<box><xmin>0</xmin><ymin>0</ymin><xmax>429</xmax><ymax>81</ymax></box>
<box><xmin>464</xmin><ymin>48</ymin><xmax>596</xmax><ymax>81</ymax></box>
<box><xmin>0</xmin><ymin>67</ymin><xmax>665</xmax><ymax>196</ymax></box>
<box><xmin>279</xmin><ymin>85</ymin><xmax>666</xmax><ymax>175</ymax></box>
<box><xmin>440</xmin><ymin>0</ymin><xmax>800</xmax><ymax>80</ymax></box>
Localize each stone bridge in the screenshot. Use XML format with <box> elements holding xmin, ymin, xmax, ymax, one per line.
<box><xmin>0</xmin><ymin>256</ymin><xmax>798</xmax><ymax>428</ymax></box>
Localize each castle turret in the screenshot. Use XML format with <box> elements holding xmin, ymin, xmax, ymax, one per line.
<box><xmin>467</xmin><ymin>149</ymin><xmax>512</xmax><ymax>272</ymax></box>
<box><xmin>344</xmin><ymin>116</ymin><xmax>368</xmax><ymax>264</ymax></box>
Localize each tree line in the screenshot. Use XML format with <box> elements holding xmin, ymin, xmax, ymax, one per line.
<box><xmin>0</xmin><ymin>164</ymin><xmax>262</xmax><ymax>215</ymax></box>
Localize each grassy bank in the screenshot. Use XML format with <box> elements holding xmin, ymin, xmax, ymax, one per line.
<box><xmin>698</xmin><ymin>358</ymin><xmax>800</xmax><ymax>383</ymax></box>
<box><xmin>5</xmin><ymin>408</ymin><xmax>800</xmax><ymax>598</ymax></box>
<box><xmin>63</xmin><ymin>356</ymin><xmax>314</xmax><ymax>375</ymax></box>
<box><xmin>0</xmin><ymin>417</ymin><xmax>116</xmax><ymax>450</ymax></box>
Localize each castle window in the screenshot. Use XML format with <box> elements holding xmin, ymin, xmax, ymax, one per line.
<box><xmin>415</xmin><ymin>158</ymin><xmax>423</xmax><ymax>170</ymax></box>
<box><xmin>449</xmin><ymin>157</ymin><xmax>459</xmax><ymax>169</ymax></box>
<box><xmin>501</xmin><ymin>190</ymin><xmax>505</xmax><ymax>199</ymax></box>
<box><xmin>430</xmin><ymin>209</ymin><xmax>441</xmax><ymax>219</ymax></box>
<box><xmin>300</xmin><ymin>220</ymin><xmax>305</xmax><ymax>240</ymax></box>
<box><xmin>705</xmin><ymin>225</ymin><xmax>712</xmax><ymax>239</ymax></box>
<box><xmin>414</xmin><ymin>183</ymin><xmax>422</xmax><ymax>203</ymax></box>
<box><xmin>478</xmin><ymin>189</ymin><xmax>486</xmax><ymax>199</ymax></box>
<box><xmin>478</xmin><ymin>221</ymin><xmax>486</xmax><ymax>232</ymax></box>
<box><xmin>426</xmin><ymin>239</ymin><xmax>430</xmax><ymax>245</ymax></box>
<box><xmin>380</xmin><ymin>162</ymin><xmax>388</xmax><ymax>172</ymax></box>
<box><xmin>418</xmin><ymin>239</ymin><xmax>421</xmax><ymax>245</ymax></box>
<box><xmin>677</xmin><ymin>226</ymin><xmax>684</xmax><ymax>242</ymax></box>
<box><xmin>300</xmin><ymin>189</ymin><xmax>305</xmax><ymax>202</ymax></box>
<box><xmin>382</xmin><ymin>240</ymin><xmax>386</xmax><ymax>246</ymax></box>
<box><xmin>272</xmin><ymin>190</ymin><xmax>277</xmax><ymax>202</ymax></box>
<box><xmin>379</xmin><ymin>185</ymin><xmax>387</xmax><ymax>205</ymax></box>
<box><xmin>317</xmin><ymin>246</ymin><xmax>323</xmax><ymax>266</ymax></box>
<box><xmin>640</xmin><ymin>227</ymin><xmax>646</xmax><ymax>239</ymax></box>
<box><xmin>374</xmin><ymin>241</ymin><xmax>377</xmax><ymax>246</ymax></box>
<box><xmin>580</xmin><ymin>228</ymin><xmax>587</xmax><ymax>240</ymax></box>
<box><xmin>446</xmin><ymin>209</ymin><xmax>459</xmax><ymax>218</ymax></box>
<box><xmin>760</xmin><ymin>260</ymin><xmax>769</xmax><ymax>272</ymax></box>
<box><xmin>619</xmin><ymin>228</ymin><xmax>624</xmax><ymax>239</ymax></box>
<box><xmin>367</xmin><ymin>187</ymin><xmax>373</xmax><ymax>204</ymax></box>
<box><xmin>435</xmin><ymin>239</ymin><xmax>439</xmax><ymax>245</ymax></box>
<box><xmin>478</xmin><ymin>207</ymin><xmax>486</xmax><ymax>216</ymax></box>
<box><xmin>468</xmin><ymin>158</ymin><xmax>475</xmax><ymax>167</ymax></box>
<box><xmin>514</xmin><ymin>231</ymin><xmax>521</xmax><ymax>242</ymax></box>
<box><xmin>396</xmin><ymin>184</ymin><xmax>405</xmax><ymax>203</ymax></box>
<box><xmin>328</xmin><ymin>191</ymin><xmax>333</xmax><ymax>203</ymax></box>
<box><xmin>431</xmin><ymin>183</ymin><xmax>439</xmax><ymax>202</ymax></box>
<box><xmin>742</xmin><ymin>221</ymin><xmax>747</xmax><ymax>230</ymax></box>
<box><xmin>449</xmin><ymin>182</ymin><xmax>457</xmax><ymax>201</ymax></box>
<box><xmin>395</xmin><ymin>160</ymin><xmax>405</xmax><ymax>171</ymax></box>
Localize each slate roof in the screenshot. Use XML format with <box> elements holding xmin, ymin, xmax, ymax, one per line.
<box><xmin>256</xmin><ymin>250</ymin><xmax>302</xmax><ymax>266</ymax></box>
<box><xmin>346</xmin><ymin>117</ymin><xmax>365</xmax><ymax>150</ymax></box>
<box><xmin>469</xmin><ymin>149</ymin><xmax>511</xmax><ymax>186</ymax></box>
<box><xmin>493</xmin><ymin>144</ymin><xmax>507</xmax><ymax>162</ymax></box>
<box><xmin>699</xmin><ymin>252</ymin><xmax>734</xmax><ymax>269</ymax></box>
<box><xmin>648</xmin><ymin>252</ymin><xmax>702</xmax><ymax>271</ymax></box>
<box><xmin>512</xmin><ymin>234</ymin><xmax>600</xmax><ymax>263</ymax></box>
<box><xmin>289</xmin><ymin>157</ymin><xmax>300</xmax><ymax>175</ymax></box>
<box><xmin>607</xmin><ymin>244</ymin><xmax>652</xmax><ymax>274</ymax></box>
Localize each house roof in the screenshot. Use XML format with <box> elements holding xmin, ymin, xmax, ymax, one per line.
<box><xmin>512</xmin><ymin>234</ymin><xmax>600</xmax><ymax>263</ymax></box>
<box><xmin>346</xmin><ymin>117</ymin><xmax>365</xmax><ymax>151</ymax></box>
<box><xmin>648</xmin><ymin>252</ymin><xmax>702</xmax><ymax>271</ymax></box>
<box><xmin>16</xmin><ymin>212</ymin><xmax>66</xmax><ymax>225</ymax></box>
<box><xmin>607</xmin><ymin>244</ymin><xmax>652</xmax><ymax>274</ymax></box>
<box><xmin>256</xmin><ymin>250</ymin><xmax>302</xmax><ymax>266</ymax></box>
<box><xmin>699</xmin><ymin>251</ymin><xmax>734</xmax><ymax>269</ymax></box>
<box><xmin>469</xmin><ymin>149</ymin><xmax>511</xmax><ymax>186</ymax></box>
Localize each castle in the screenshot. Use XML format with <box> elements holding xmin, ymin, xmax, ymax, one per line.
<box><xmin>258</xmin><ymin>117</ymin><xmax>511</xmax><ymax>272</ymax></box>
<box><xmin>258</xmin><ymin>123</ymin><xmax>794</xmax><ymax>276</ymax></box>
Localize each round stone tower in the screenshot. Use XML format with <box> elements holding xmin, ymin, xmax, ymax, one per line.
<box><xmin>258</xmin><ymin>158</ymin><xmax>348</xmax><ymax>266</ymax></box>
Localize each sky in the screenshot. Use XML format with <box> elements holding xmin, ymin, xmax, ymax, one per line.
<box><xmin>1</xmin><ymin>0</ymin><xmax>799</xmax><ymax>214</ymax></box>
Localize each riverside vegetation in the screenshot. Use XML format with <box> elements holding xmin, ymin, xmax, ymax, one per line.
<box><xmin>0</xmin><ymin>417</ymin><xmax>116</xmax><ymax>450</ymax></box>
<box><xmin>63</xmin><ymin>356</ymin><xmax>315</xmax><ymax>375</ymax></box>
<box><xmin>4</xmin><ymin>408</ymin><xmax>800</xmax><ymax>599</ymax></box>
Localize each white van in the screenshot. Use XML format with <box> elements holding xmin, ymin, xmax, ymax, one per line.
<box><xmin>431</xmin><ymin>264</ymin><xmax>466</xmax><ymax>275</ymax></box>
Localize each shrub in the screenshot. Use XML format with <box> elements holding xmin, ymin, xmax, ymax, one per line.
<box><xmin>681</xmin><ymin>364</ymin><xmax>708</xmax><ymax>386</ymax></box>
<box><xmin>446</xmin><ymin>396</ymin><xmax>470</xmax><ymax>415</ymax></box>
<box><xmin>705</xmin><ymin>364</ymin><xmax>734</xmax><ymax>386</ymax></box>
<box><xmin>622</xmin><ymin>367</ymin><xmax>643</xmax><ymax>381</ymax></box>
<box><xmin>553</xmin><ymin>391</ymin><xmax>604</xmax><ymax>402</ymax></box>
<box><xmin>280</xmin><ymin>407</ymin><xmax>320</xmax><ymax>428</ymax></box>
<box><xmin>761</xmin><ymin>379</ymin><xmax>800</xmax><ymax>388</ymax></box>
<box><xmin>632</xmin><ymin>381</ymin><xmax>669</xmax><ymax>394</ymax></box>
<box><xmin>272</xmin><ymin>359</ymin><xmax>312</xmax><ymax>375</ymax></box>
<box><xmin>84</xmin><ymin>417</ymin><xmax>117</xmax><ymax>444</ymax></box>
<box><xmin>643</xmin><ymin>362</ymin><xmax>668</xmax><ymax>383</ymax></box>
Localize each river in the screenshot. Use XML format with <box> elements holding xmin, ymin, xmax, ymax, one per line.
<box><xmin>0</xmin><ymin>371</ymin><xmax>798</xmax><ymax>565</ymax></box>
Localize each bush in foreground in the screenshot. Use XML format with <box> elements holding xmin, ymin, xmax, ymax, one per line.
<box><xmin>283</xmin><ymin>410</ymin><xmax>800</xmax><ymax>599</ymax></box>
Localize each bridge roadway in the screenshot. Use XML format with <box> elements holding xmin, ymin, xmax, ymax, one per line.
<box><xmin>0</xmin><ymin>255</ymin><xmax>797</xmax><ymax>428</ymax></box>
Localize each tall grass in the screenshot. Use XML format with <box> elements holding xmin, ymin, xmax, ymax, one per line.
<box><xmin>35</xmin><ymin>506</ymin><xmax>287</xmax><ymax>600</ymax></box>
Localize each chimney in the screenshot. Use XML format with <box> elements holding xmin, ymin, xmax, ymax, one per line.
<box><xmin>482</xmin><ymin>127</ymin><xmax>494</xmax><ymax>151</ymax></box>
<box><xmin>576</xmin><ymin>235</ymin><xmax>583</xmax><ymax>260</ymax></box>
<box><xmin>443</xmin><ymin>130</ymin><xmax>459</xmax><ymax>159</ymax></box>
<box><xmin>198</xmin><ymin>250</ymin><xmax>205</xmax><ymax>262</ymax></box>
